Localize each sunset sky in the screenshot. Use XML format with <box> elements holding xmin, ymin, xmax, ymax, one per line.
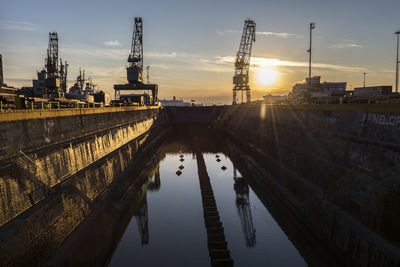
<box><xmin>1</xmin><ymin>0</ymin><xmax>399</xmax><ymax>104</ymax></box>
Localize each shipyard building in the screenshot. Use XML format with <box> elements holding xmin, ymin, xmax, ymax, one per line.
<box><xmin>290</xmin><ymin>76</ymin><xmax>346</xmax><ymax>99</ymax></box>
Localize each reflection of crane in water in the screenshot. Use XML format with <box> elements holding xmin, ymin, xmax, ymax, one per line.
<box><xmin>134</xmin><ymin>166</ymin><xmax>161</xmax><ymax>245</ymax></box>
<box><xmin>233</xmin><ymin>168</ymin><xmax>256</xmax><ymax>247</ymax></box>
<box><xmin>148</xmin><ymin>166</ymin><xmax>161</xmax><ymax>191</ymax></box>
<box><xmin>135</xmin><ymin>196</ymin><xmax>149</xmax><ymax>245</ymax></box>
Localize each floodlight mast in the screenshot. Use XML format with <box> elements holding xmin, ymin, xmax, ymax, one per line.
<box><xmin>395</xmin><ymin>31</ymin><xmax>400</xmax><ymax>93</ymax></box>
<box><xmin>308</xmin><ymin>22</ymin><xmax>315</xmax><ymax>88</ymax></box>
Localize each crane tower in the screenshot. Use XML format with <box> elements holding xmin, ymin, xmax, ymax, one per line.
<box><xmin>114</xmin><ymin>17</ymin><xmax>158</xmax><ymax>105</ymax></box>
<box><xmin>33</xmin><ymin>32</ymin><xmax>68</xmax><ymax>98</ymax></box>
<box><xmin>127</xmin><ymin>17</ymin><xmax>144</xmax><ymax>84</ymax></box>
<box><xmin>233</xmin><ymin>19</ymin><xmax>256</xmax><ymax>104</ymax></box>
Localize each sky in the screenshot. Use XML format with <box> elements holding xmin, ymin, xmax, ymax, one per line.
<box><xmin>0</xmin><ymin>0</ymin><xmax>399</xmax><ymax>104</ymax></box>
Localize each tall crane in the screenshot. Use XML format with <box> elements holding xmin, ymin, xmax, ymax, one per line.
<box><xmin>46</xmin><ymin>32</ymin><xmax>59</xmax><ymax>79</ymax></box>
<box><xmin>233</xmin><ymin>168</ymin><xmax>256</xmax><ymax>247</ymax></box>
<box><xmin>114</xmin><ymin>17</ymin><xmax>158</xmax><ymax>105</ymax></box>
<box><xmin>233</xmin><ymin>19</ymin><xmax>256</xmax><ymax>104</ymax></box>
<box><xmin>42</xmin><ymin>32</ymin><xmax>67</xmax><ymax>98</ymax></box>
<box><xmin>127</xmin><ymin>17</ymin><xmax>143</xmax><ymax>84</ymax></box>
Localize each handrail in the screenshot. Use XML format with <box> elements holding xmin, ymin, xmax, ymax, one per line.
<box><xmin>17</xmin><ymin>150</ymin><xmax>53</xmax><ymax>186</ymax></box>
<box><xmin>0</xmin><ymin>146</ymin><xmax>12</xmax><ymax>162</ymax></box>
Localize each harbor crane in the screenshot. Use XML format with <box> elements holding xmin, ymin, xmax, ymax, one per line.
<box><xmin>114</xmin><ymin>17</ymin><xmax>158</xmax><ymax>105</ymax></box>
<box><xmin>37</xmin><ymin>32</ymin><xmax>68</xmax><ymax>98</ymax></box>
<box><xmin>233</xmin><ymin>168</ymin><xmax>256</xmax><ymax>247</ymax></box>
<box><xmin>233</xmin><ymin>19</ymin><xmax>256</xmax><ymax>104</ymax></box>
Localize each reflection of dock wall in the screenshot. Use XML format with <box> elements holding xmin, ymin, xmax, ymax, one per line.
<box><xmin>219</xmin><ymin>104</ymin><xmax>400</xmax><ymax>267</ymax></box>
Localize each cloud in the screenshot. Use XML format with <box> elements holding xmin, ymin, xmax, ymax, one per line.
<box><xmin>0</xmin><ymin>20</ymin><xmax>41</xmax><ymax>32</ymax></box>
<box><xmin>61</xmin><ymin>47</ymin><xmax>128</xmax><ymax>60</ymax></box>
<box><xmin>215</xmin><ymin>56</ymin><xmax>366</xmax><ymax>72</ymax></box>
<box><xmin>104</xmin><ymin>40</ymin><xmax>121</xmax><ymax>47</ymax></box>
<box><xmin>256</xmin><ymin>31</ymin><xmax>303</xmax><ymax>38</ymax></box>
<box><xmin>145</xmin><ymin>51</ymin><xmax>200</xmax><ymax>58</ymax></box>
<box><xmin>216</xmin><ymin>29</ymin><xmax>303</xmax><ymax>38</ymax></box>
<box><xmin>330</xmin><ymin>40</ymin><xmax>363</xmax><ymax>48</ymax></box>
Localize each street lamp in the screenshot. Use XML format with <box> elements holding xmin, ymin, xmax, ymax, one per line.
<box><xmin>395</xmin><ymin>31</ymin><xmax>400</xmax><ymax>93</ymax></box>
<box><xmin>363</xmin><ymin>72</ymin><xmax>366</xmax><ymax>88</ymax></box>
<box><xmin>308</xmin><ymin>22</ymin><xmax>316</xmax><ymax>88</ymax></box>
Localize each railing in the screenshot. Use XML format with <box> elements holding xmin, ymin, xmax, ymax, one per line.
<box><xmin>14</xmin><ymin>151</ymin><xmax>53</xmax><ymax>196</ymax></box>
<box><xmin>0</xmin><ymin>146</ymin><xmax>12</xmax><ymax>163</ymax></box>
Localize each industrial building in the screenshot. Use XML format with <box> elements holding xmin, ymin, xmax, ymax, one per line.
<box><xmin>290</xmin><ymin>76</ymin><xmax>346</xmax><ymax>99</ymax></box>
<box><xmin>263</xmin><ymin>94</ymin><xmax>287</xmax><ymax>104</ymax></box>
<box><xmin>353</xmin><ymin>86</ymin><xmax>392</xmax><ymax>97</ymax></box>
<box><xmin>159</xmin><ymin>96</ymin><xmax>191</xmax><ymax>107</ymax></box>
<box><xmin>32</xmin><ymin>32</ymin><xmax>68</xmax><ymax>99</ymax></box>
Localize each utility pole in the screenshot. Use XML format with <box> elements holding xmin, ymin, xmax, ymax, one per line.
<box><xmin>0</xmin><ymin>54</ymin><xmax>3</xmax><ymax>86</ymax></box>
<box><xmin>146</xmin><ymin>65</ymin><xmax>150</xmax><ymax>84</ymax></box>
<box><xmin>308</xmin><ymin>22</ymin><xmax>315</xmax><ymax>88</ymax></box>
<box><xmin>363</xmin><ymin>72</ymin><xmax>366</xmax><ymax>88</ymax></box>
<box><xmin>395</xmin><ymin>31</ymin><xmax>400</xmax><ymax>93</ymax></box>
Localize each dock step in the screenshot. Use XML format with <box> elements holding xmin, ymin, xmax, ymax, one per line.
<box><xmin>196</xmin><ymin>151</ymin><xmax>234</xmax><ymax>267</ymax></box>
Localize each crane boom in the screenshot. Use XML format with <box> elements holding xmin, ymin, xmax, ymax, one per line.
<box><xmin>233</xmin><ymin>19</ymin><xmax>256</xmax><ymax>104</ymax></box>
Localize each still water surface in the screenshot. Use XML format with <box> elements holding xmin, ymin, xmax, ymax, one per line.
<box><xmin>109</xmin><ymin>151</ymin><xmax>306</xmax><ymax>267</ymax></box>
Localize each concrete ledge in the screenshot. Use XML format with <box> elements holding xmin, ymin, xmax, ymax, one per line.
<box><xmin>232</xmin><ymin>104</ymin><xmax>400</xmax><ymax>113</ymax></box>
<box><xmin>0</xmin><ymin>106</ymin><xmax>160</xmax><ymax>122</ymax></box>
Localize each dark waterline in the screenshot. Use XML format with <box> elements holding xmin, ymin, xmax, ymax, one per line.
<box><xmin>109</xmin><ymin>150</ymin><xmax>306</xmax><ymax>266</ymax></box>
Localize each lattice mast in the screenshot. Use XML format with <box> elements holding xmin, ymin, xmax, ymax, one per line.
<box><xmin>127</xmin><ymin>17</ymin><xmax>144</xmax><ymax>84</ymax></box>
<box><xmin>233</xmin><ymin>19</ymin><xmax>256</xmax><ymax>104</ymax></box>
<box><xmin>46</xmin><ymin>32</ymin><xmax>59</xmax><ymax>78</ymax></box>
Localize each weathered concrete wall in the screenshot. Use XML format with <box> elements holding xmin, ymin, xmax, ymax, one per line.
<box><xmin>166</xmin><ymin>106</ymin><xmax>222</xmax><ymax>124</ymax></box>
<box><xmin>219</xmin><ymin>104</ymin><xmax>400</xmax><ymax>267</ymax></box>
<box><xmin>0</xmin><ymin>107</ymin><xmax>167</xmax><ymax>266</ymax></box>
<box><xmin>0</xmin><ymin>107</ymin><xmax>159</xmax><ymax>152</ymax></box>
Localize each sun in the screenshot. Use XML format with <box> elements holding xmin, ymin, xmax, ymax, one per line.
<box><xmin>257</xmin><ymin>68</ymin><xmax>278</xmax><ymax>86</ymax></box>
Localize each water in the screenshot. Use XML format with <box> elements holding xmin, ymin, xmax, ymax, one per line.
<box><xmin>109</xmin><ymin>150</ymin><xmax>307</xmax><ymax>267</ymax></box>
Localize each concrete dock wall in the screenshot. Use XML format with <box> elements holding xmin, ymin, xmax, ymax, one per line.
<box><xmin>219</xmin><ymin>104</ymin><xmax>400</xmax><ymax>267</ymax></box>
<box><xmin>0</xmin><ymin>107</ymin><xmax>166</xmax><ymax>266</ymax></box>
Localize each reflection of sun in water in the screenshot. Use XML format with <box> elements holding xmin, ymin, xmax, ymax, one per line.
<box><xmin>257</xmin><ymin>68</ymin><xmax>278</xmax><ymax>86</ymax></box>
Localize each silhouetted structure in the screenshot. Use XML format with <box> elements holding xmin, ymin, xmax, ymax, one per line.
<box><xmin>233</xmin><ymin>19</ymin><xmax>256</xmax><ymax>104</ymax></box>
<box><xmin>114</xmin><ymin>17</ymin><xmax>158</xmax><ymax>105</ymax></box>
<box><xmin>33</xmin><ymin>32</ymin><xmax>68</xmax><ymax>98</ymax></box>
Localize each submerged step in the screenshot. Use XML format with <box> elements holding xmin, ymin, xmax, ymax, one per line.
<box><xmin>196</xmin><ymin>151</ymin><xmax>234</xmax><ymax>266</ymax></box>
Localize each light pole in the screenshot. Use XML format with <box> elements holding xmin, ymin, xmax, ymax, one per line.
<box><xmin>308</xmin><ymin>23</ymin><xmax>316</xmax><ymax>88</ymax></box>
<box><xmin>363</xmin><ymin>72</ymin><xmax>366</xmax><ymax>88</ymax></box>
<box><xmin>395</xmin><ymin>31</ymin><xmax>400</xmax><ymax>93</ymax></box>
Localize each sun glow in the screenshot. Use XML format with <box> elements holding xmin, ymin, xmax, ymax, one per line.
<box><xmin>257</xmin><ymin>67</ymin><xmax>278</xmax><ymax>86</ymax></box>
